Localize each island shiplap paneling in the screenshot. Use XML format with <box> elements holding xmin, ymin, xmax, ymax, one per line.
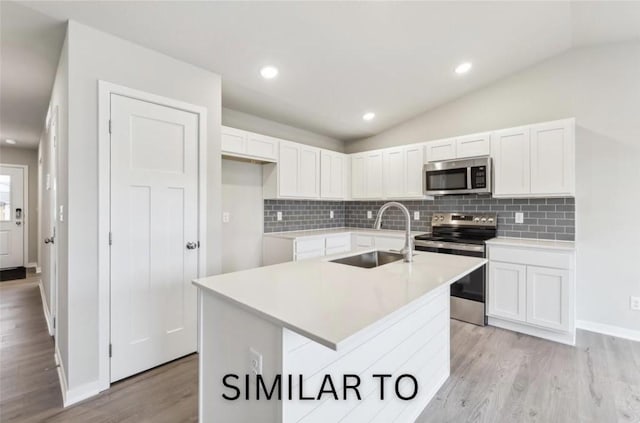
<box><xmin>283</xmin><ymin>286</ymin><xmax>449</xmax><ymax>423</ymax></box>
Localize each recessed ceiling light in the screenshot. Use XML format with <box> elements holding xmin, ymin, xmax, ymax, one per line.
<box><xmin>455</xmin><ymin>62</ymin><xmax>473</xmax><ymax>75</ymax></box>
<box><xmin>5</xmin><ymin>139</ymin><xmax>16</xmax><ymax>144</ymax></box>
<box><xmin>362</xmin><ymin>112</ymin><xmax>375</xmax><ymax>121</ymax></box>
<box><xmin>260</xmin><ymin>66</ymin><xmax>279</xmax><ymax>80</ymax></box>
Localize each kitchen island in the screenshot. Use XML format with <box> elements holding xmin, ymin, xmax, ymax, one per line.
<box><xmin>193</xmin><ymin>249</ymin><xmax>486</xmax><ymax>423</ymax></box>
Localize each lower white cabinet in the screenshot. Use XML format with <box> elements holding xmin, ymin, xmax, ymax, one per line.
<box><xmin>487</xmin><ymin>241</ymin><xmax>575</xmax><ymax>345</ymax></box>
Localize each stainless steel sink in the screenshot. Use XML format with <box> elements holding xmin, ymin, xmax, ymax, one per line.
<box><xmin>329</xmin><ymin>250</ymin><xmax>405</xmax><ymax>269</ymax></box>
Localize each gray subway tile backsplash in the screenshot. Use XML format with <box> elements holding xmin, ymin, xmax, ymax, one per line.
<box><xmin>264</xmin><ymin>194</ymin><xmax>575</xmax><ymax>241</ymax></box>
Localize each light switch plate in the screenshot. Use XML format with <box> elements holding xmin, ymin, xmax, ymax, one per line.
<box><xmin>367</xmin><ymin>211</ymin><xmax>373</xmax><ymax>219</ymax></box>
<box><xmin>515</xmin><ymin>212</ymin><xmax>524</xmax><ymax>224</ymax></box>
<box><xmin>414</xmin><ymin>211</ymin><xmax>420</xmax><ymax>220</ymax></box>
<box><xmin>222</xmin><ymin>212</ymin><xmax>230</xmax><ymax>223</ymax></box>
<box><xmin>58</xmin><ymin>205</ymin><xmax>64</xmax><ymax>222</ymax></box>
<box><xmin>631</xmin><ymin>296</ymin><xmax>640</xmax><ymax>311</ymax></box>
<box><xmin>249</xmin><ymin>347</ymin><xmax>263</xmax><ymax>376</ymax></box>
<box><xmin>276</xmin><ymin>211</ymin><xmax>283</xmax><ymax>221</ymax></box>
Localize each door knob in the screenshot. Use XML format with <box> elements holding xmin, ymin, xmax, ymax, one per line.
<box><xmin>44</xmin><ymin>237</ymin><xmax>54</xmax><ymax>244</ymax></box>
<box><xmin>186</xmin><ymin>242</ymin><xmax>198</xmax><ymax>250</ymax></box>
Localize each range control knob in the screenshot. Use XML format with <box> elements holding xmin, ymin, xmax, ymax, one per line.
<box><xmin>481</xmin><ymin>217</ymin><xmax>487</xmax><ymax>223</ymax></box>
<box><xmin>488</xmin><ymin>217</ymin><xmax>494</xmax><ymax>223</ymax></box>
<box><xmin>439</xmin><ymin>215</ymin><xmax>445</xmax><ymax>221</ymax></box>
<box><xmin>474</xmin><ymin>217</ymin><xmax>480</xmax><ymax>222</ymax></box>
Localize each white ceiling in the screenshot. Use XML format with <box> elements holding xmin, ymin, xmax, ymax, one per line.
<box><xmin>2</xmin><ymin>1</ymin><xmax>640</xmax><ymax>149</ymax></box>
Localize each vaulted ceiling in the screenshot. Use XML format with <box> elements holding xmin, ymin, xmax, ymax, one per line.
<box><xmin>2</xmin><ymin>1</ymin><xmax>640</xmax><ymax>149</ymax></box>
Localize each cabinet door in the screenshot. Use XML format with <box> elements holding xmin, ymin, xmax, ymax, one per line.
<box><xmin>526</xmin><ymin>266</ymin><xmax>571</xmax><ymax>331</ymax></box>
<box><xmin>247</xmin><ymin>133</ymin><xmax>278</xmax><ymax>161</ymax></box>
<box><xmin>278</xmin><ymin>141</ymin><xmax>300</xmax><ymax>197</ymax></box>
<box><xmin>491</xmin><ymin>127</ymin><xmax>531</xmax><ymax>196</ymax></box>
<box><xmin>530</xmin><ymin>119</ymin><xmax>575</xmax><ymax>196</ymax></box>
<box><xmin>298</xmin><ymin>145</ymin><xmax>320</xmax><ymax>198</ymax></box>
<box><xmin>351</xmin><ymin>155</ymin><xmax>366</xmax><ymax>199</ymax></box>
<box><xmin>404</xmin><ymin>144</ymin><xmax>424</xmax><ymax>197</ymax></box>
<box><xmin>383</xmin><ymin>147</ymin><xmax>405</xmax><ymax>198</ymax></box>
<box><xmin>488</xmin><ymin>261</ymin><xmax>527</xmax><ymax>322</ymax></box>
<box><xmin>456</xmin><ymin>132</ymin><xmax>491</xmax><ymax>158</ymax></box>
<box><xmin>365</xmin><ymin>151</ymin><xmax>384</xmax><ymax>198</ymax></box>
<box><xmin>425</xmin><ymin>138</ymin><xmax>456</xmax><ymax>162</ymax></box>
<box><xmin>221</xmin><ymin>126</ymin><xmax>247</xmax><ymax>154</ymax></box>
<box><xmin>321</xmin><ymin>151</ymin><xmax>345</xmax><ymax>199</ymax></box>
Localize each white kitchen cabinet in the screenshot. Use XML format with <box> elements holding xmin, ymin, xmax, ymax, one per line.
<box><xmin>325</xmin><ymin>233</ymin><xmax>351</xmax><ymax>255</ymax></box>
<box><xmin>321</xmin><ymin>150</ymin><xmax>348</xmax><ymax>199</ymax></box>
<box><xmin>383</xmin><ymin>147</ymin><xmax>405</xmax><ymax>198</ymax></box>
<box><xmin>491</xmin><ymin>126</ymin><xmax>531</xmax><ymax>197</ymax></box>
<box><xmin>264</xmin><ymin>140</ymin><xmax>320</xmax><ymax>199</ymax></box>
<box><xmin>487</xmin><ymin>262</ymin><xmax>527</xmax><ymax>323</ymax></box>
<box><xmin>456</xmin><ymin>132</ymin><xmax>491</xmax><ymax>158</ymax></box>
<box><xmin>352</xmin><ymin>234</ymin><xmax>374</xmax><ymax>248</ymax></box>
<box><xmin>221</xmin><ymin>126</ymin><xmax>278</xmax><ymax>162</ymax></box>
<box><xmin>526</xmin><ymin>265</ymin><xmax>571</xmax><ymax>332</ymax></box>
<box><xmin>425</xmin><ymin>138</ymin><xmax>456</xmax><ymax>162</ymax></box>
<box><xmin>351</xmin><ymin>151</ymin><xmax>383</xmax><ymax>199</ymax></box>
<box><xmin>487</xmin><ymin>241</ymin><xmax>575</xmax><ymax>345</ymax></box>
<box><xmin>404</xmin><ymin>144</ymin><xmax>425</xmax><ymax>197</ymax></box>
<box><xmin>374</xmin><ymin>236</ymin><xmax>405</xmax><ymax>251</ymax></box>
<box><xmin>530</xmin><ymin>119</ymin><xmax>575</xmax><ymax>196</ymax></box>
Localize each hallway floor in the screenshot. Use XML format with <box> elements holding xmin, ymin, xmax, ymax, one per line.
<box><xmin>1</xmin><ymin>276</ymin><xmax>638</xmax><ymax>422</ymax></box>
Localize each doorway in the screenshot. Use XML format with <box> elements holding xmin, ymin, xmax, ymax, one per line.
<box><xmin>0</xmin><ymin>164</ymin><xmax>27</xmax><ymax>274</ymax></box>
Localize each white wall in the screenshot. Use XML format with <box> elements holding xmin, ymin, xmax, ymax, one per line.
<box><xmin>221</xmin><ymin>159</ymin><xmax>263</xmax><ymax>273</ymax></box>
<box><xmin>0</xmin><ymin>146</ymin><xmax>39</xmax><ymax>264</ymax></box>
<box><xmin>348</xmin><ymin>41</ymin><xmax>640</xmax><ymax>335</ymax></box>
<box><xmin>223</xmin><ymin>107</ymin><xmax>344</xmax><ymax>152</ymax></box>
<box><xmin>59</xmin><ymin>21</ymin><xmax>222</xmax><ymax>395</ymax></box>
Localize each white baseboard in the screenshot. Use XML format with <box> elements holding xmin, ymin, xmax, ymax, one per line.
<box><xmin>576</xmin><ymin>320</ymin><xmax>640</xmax><ymax>343</ymax></box>
<box><xmin>38</xmin><ymin>280</ymin><xmax>54</xmax><ymax>336</ymax></box>
<box><xmin>55</xmin><ymin>345</ymin><xmax>102</xmax><ymax>407</ymax></box>
<box><xmin>488</xmin><ymin>317</ymin><xmax>576</xmax><ymax>346</ymax></box>
<box><xmin>26</xmin><ymin>262</ymin><xmax>38</xmax><ymax>269</ymax></box>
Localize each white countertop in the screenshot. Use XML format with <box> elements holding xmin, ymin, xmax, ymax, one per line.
<box><xmin>486</xmin><ymin>237</ymin><xmax>576</xmax><ymax>251</ymax></box>
<box><xmin>263</xmin><ymin>227</ymin><xmax>428</xmax><ymax>239</ymax></box>
<box><xmin>193</xmin><ymin>249</ymin><xmax>485</xmax><ymax>350</ymax></box>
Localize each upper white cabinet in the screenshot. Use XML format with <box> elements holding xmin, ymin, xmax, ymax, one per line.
<box><xmin>425</xmin><ymin>138</ymin><xmax>456</xmax><ymax>162</ymax></box>
<box><xmin>492</xmin><ymin>118</ymin><xmax>575</xmax><ymax>198</ymax></box>
<box><xmin>456</xmin><ymin>132</ymin><xmax>491</xmax><ymax>158</ymax></box>
<box><xmin>264</xmin><ymin>140</ymin><xmax>320</xmax><ymax>199</ymax></box>
<box><xmin>352</xmin><ymin>151</ymin><xmax>383</xmax><ymax>199</ymax></box>
<box><xmin>221</xmin><ymin>126</ymin><xmax>278</xmax><ymax>162</ymax></box>
<box><xmin>491</xmin><ymin>126</ymin><xmax>531</xmax><ymax>196</ymax></box>
<box><xmin>320</xmin><ymin>150</ymin><xmax>349</xmax><ymax>199</ymax></box>
<box><xmin>530</xmin><ymin>119</ymin><xmax>575</xmax><ymax>196</ymax></box>
<box><xmin>382</xmin><ymin>144</ymin><xmax>425</xmax><ymax>199</ymax></box>
<box><xmin>425</xmin><ymin>132</ymin><xmax>491</xmax><ymax>163</ymax></box>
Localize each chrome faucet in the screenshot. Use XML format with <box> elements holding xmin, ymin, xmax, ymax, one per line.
<box><xmin>373</xmin><ymin>202</ymin><xmax>413</xmax><ymax>263</ymax></box>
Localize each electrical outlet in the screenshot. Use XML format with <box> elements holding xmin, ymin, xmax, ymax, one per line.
<box><xmin>276</xmin><ymin>211</ymin><xmax>282</xmax><ymax>221</ymax></box>
<box><xmin>330</xmin><ymin>210</ymin><xmax>334</xmax><ymax>219</ymax></box>
<box><xmin>249</xmin><ymin>348</ymin><xmax>263</xmax><ymax>376</ymax></box>
<box><xmin>367</xmin><ymin>211</ymin><xmax>373</xmax><ymax>219</ymax></box>
<box><xmin>630</xmin><ymin>296</ymin><xmax>640</xmax><ymax>311</ymax></box>
<box><xmin>58</xmin><ymin>205</ymin><xmax>64</xmax><ymax>222</ymax></box>
<box><xmin>414</xmin><ymin>211</ymin><xmax>420</xmax><ymax>221</ymax></box>
<box><xmin>515</xmin><ymin>212</ymin><xmax>524</xmax><ymax>224</ymax></box>
<box><xmin>222</xmin><ymin>212</ymin><xmax>230</xmax><ymax>223</ymax></box>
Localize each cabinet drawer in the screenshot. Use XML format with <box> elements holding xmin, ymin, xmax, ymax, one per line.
<box><xmin>489</xmin><ymin>245</ymin><xmax>573</xmax><ymax>269</ymax></box>
<box><xmin>294</xmin><ymin>238</ymin><xmax>325</xmax><ymax>254</ymax></box>
<box><xmin>353</xmin><ymin>235</ymin><xmax>374</xmax><ymax>248</ymax></box>
<box><xmin>325</xmin><ymin>234</ymin><xmax>351</xmax><ymax>250</ymax></box>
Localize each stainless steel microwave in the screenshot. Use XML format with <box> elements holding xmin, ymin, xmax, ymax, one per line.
<box><xmin>424</xmin><ymin>157</ymin><xmax>492</xmax><ymax>196</ymax></box>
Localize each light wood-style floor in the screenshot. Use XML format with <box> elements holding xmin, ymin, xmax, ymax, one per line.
<box><xmin>1</xmin><ymin>276</ymin><xmax>638</xmax><ymax>422</ymax></box>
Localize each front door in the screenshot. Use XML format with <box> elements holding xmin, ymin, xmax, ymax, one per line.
<box><xmin>110</xmin><ymin>94</ymin><xmax>199</xmax><ymax>382</ymax></box>
<box><xmin>0</xmin><ymin>165</ymin><xmax>25</xmax><ymax>269</ymax></box>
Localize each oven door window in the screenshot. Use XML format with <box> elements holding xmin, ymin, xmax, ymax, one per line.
<box><xmin>426</xmin><ymin>168</ymin><xmax>468</xmax><ymax>191</ymax></box>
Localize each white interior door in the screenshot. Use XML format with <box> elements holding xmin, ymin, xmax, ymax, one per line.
<box><xmin>110</xmin><ymin>94</ymin><xmax>199</xmax><ymax>382</ymax></box>
<box><xmin>0</xmin><ymin>165</ymin><xmax>25</xmax><ymax>269</ymax></box>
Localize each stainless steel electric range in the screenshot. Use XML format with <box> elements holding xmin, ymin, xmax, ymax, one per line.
<box><xmin>414</xmin><ymin>212</ymin><xmax>497</xmax><ymax>326</ymax></box>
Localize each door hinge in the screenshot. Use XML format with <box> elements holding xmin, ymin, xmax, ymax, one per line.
<box><xmin>109</xmin><ymin>232</ymin><xmax>112</xmax><ymax>245</ymax></box>
<box><xmin>108</xmin><ymin>119</ymin><xmax>112</xmax><ymax>134</ymax></box>
<box><xmin>53</xmin><ymin>316</ymin><xmax>56</xmax><ymax>329</ymax></box>
<box><xmin>109</xmin><ymin>344</ymin><xmax>113</xmax><ymax>358</ymax></box>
